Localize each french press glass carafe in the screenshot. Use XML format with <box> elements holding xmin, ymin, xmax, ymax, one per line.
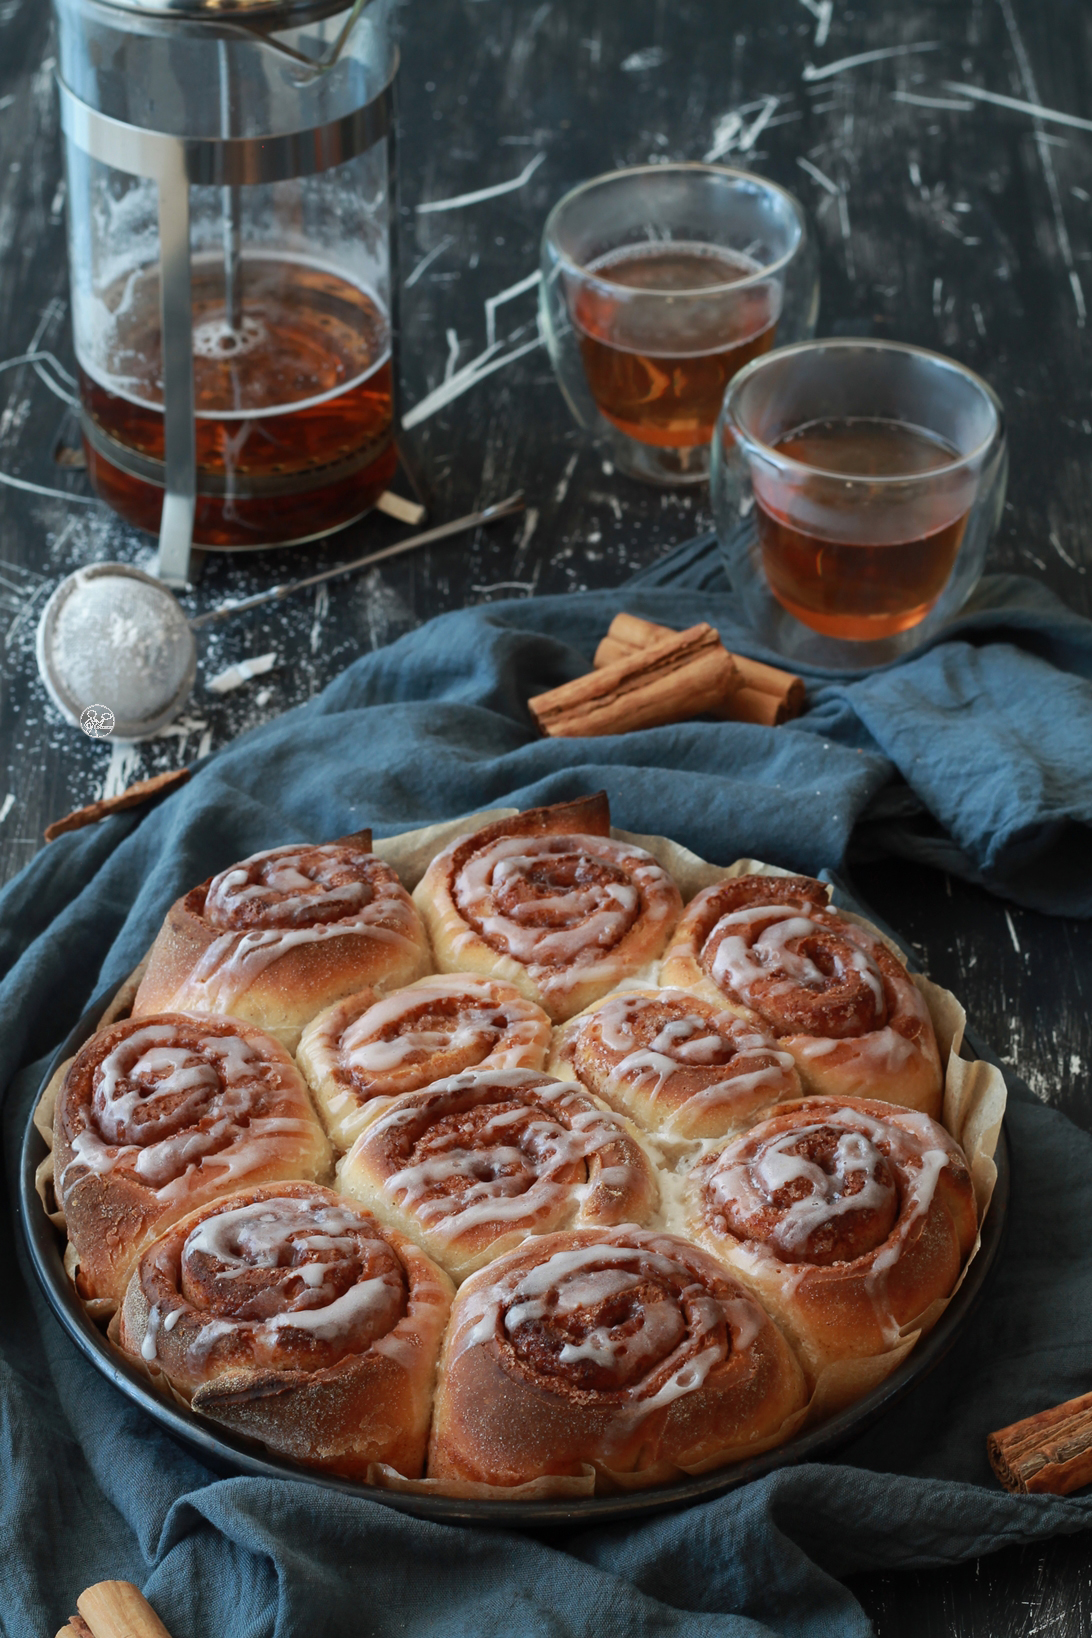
<box><xmin>54</xmin><ymin>0</ymin><xmax>398</xmax><ymax>582</ymax></box>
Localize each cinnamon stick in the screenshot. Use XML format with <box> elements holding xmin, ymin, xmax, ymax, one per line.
<box><xmin>592</xmin><ymin>612</ymin><xmax>668</xmax><ymax>667</ymax></box>
<box><xmin>76</xmin><ymin>1582</ymin><xmax>174</xmax><ymax>1638</ymax></box>
<box><xmin>44</xmin><ymin>769</ymin><xmax>191</xmax><ymax>842</ymax></box>
<box><xmin>593</xmin><ymin>614</ymin><xmax>805</xmax><ymax>726</ymax></box>
<box><xmin>56</xmin><ymin>1622</ymin><xmax>93</xmax><ymax>1638</ymax></box>
<box><xmin>988</xmin><ymin>1391</ymin><xmax>1092</xmax><ymax>1496</ymax></box>
<box><xmin>529</xmin><ymin>624</ymin><xmax>740</xmax><ymax>739</ymax></box>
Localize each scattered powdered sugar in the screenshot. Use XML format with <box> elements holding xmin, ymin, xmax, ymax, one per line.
<box><xmin>48</xmin><ymin>572</ymin><xmax>194</xmax><ymax>725</ymax></box>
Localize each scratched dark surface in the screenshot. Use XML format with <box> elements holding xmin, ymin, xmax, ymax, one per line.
<box><xmin>1</xmin><ymin>0</ymin><xmax>1091</xmax><ymax>1630</ymax></box>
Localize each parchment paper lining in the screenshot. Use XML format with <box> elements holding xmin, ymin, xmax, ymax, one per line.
<box><xmin>31</xmin><ymin>814</ymin><xmax>1006</xmax><ymax>1499</ymax></box>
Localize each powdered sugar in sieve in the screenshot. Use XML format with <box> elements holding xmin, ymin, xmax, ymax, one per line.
<box><xmin>36</xmin><ymin>563</ymin><xmax>196</xmax><ymax>740</ymax></box>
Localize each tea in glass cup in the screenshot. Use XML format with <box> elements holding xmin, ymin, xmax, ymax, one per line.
<box><xmin>712</xmin><ymin>340</ymin><xmax>1007</xmax><ymax>667</ymax></box>
<box><xmin>540</xmin><ymin>165</ymin><xmax>818</xmax><ymax>484</ymax></box>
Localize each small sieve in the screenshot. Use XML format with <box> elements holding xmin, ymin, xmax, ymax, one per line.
<box><xmin>34</xmin><ymin>494</ymin><xmax>524</xmax><ymax>741</ymax></box>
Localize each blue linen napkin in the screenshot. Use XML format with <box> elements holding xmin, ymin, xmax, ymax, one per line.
<box><xmin>626</xmin><ymin>537</ymin><xmax>1092</xmax><ymax>915</ymax></box>
<box><xmin>3</xmin><ymin>556</ymin><xmax>1092</xmax><ymax>1636</ymax></box>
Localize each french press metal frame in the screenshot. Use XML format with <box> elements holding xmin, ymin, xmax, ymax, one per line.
<box><xmin>58</xmin><ymin>13</ymin><xmax>397</xmax><ymax>587</ymax></box>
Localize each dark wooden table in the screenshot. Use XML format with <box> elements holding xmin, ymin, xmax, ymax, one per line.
<box><xmin>1</xmin><ymin>0</ymin><xmax>1090</xmax><ymax>1631</ymax></box>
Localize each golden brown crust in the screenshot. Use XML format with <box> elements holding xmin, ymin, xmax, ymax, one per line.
<box><xmin>336</xmin><ymin>1068</ymin><xmax>659</xmax><ymax>1283</ymax></box>
<box><xmin>683</xmin><ymin>1097</ymin><xmax>978</xmax><ymax>1383</ymax></box>
<box><xmin>549</xmin><ymin>987</ymin><xmax>803</xmax><ymax>1140</ymax></box>
<box><xmin>297</xmin><ymin>975</ymin><xmax>552</xmax><ymax>1152</ymax></box>
<box><xmin>413</xmin><ymin>796</ymin><xmax>683</xmax><ymax>1023</ymax></box>
<box><xmin>116</xmin><ymin>1180</ymin><xmax>453</xmax><ymax>1479</ymax></box>
<box><xmin>132</xmin><ymin>834</ymin><xmax>431</xmax><ymax>1050</ymax></box>
<box><xmin>427</xmin><ymin>1226</ymin><xmax>806</xmax><ymax>1487</ymax></box>
<box><xmin>661</xmin><ymin>875</ymin><xmax>942</xmax><ymax>1116</ymax></box>
<box><xmin>54</xmin><ymin>1012</ymin><xmax>331</xmax><ymax>1307</ymax></box>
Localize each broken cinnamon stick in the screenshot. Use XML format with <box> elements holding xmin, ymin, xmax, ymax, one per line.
<box><xmin>44</xmin><ymin>768</ymin><xmax>191</xmax><ymax>842</ymax></box>
<box><xmin>76</xmin><ymin>1582</ymin><xmax>174</xmax><ymax>1638</ymax></box>
<box><xmin>55</xmin><ymin>1622</ymin><xmax>93</xmax><ymax>1638</ymax></box>
<box><xmin>594</xmin><ymin>613</ymin><xmax>805</xmax><ymax>725</ymax></box>
<box><xmin>988</xmin><ymin>1391</ymin><xmax>1092</xmax><ymax>1496</ymax></box>
<box><xmin>529</xmin><ymin>623</ymin><xmax>740</xmax><ymax>739</ymax></box>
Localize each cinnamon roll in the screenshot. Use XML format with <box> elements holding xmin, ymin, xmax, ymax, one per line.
<box><xmin>683</xmin><ymin>1097</ymin><xmax>977</xmax><ymax>1382</ymax></box>
<box><xmin>661</xmin><ymin>875</ymin><xmax>942</xmax><ymax>1116</ymax></box>
<box><xmin>427</xmin><ymin>1226</ymin><xmax>807</xmax><ymax>1487</ymax></box>
<box><xmin>550</xmin><ymin>988</ymin><xmax>802</xmax><ymax>1141</ymax></box>
<box><xmin>133</xmin><ymin>833</ymin><xmax>431</xmax><ymax>1050</ymax></box>
<box><xmin>297</xmin><ymin>976</ymin><xmax>552</xmax><ymax>1152</ymax></box>
<box><xmin>117</xmin><ymin>1181</ymin><xmax>453</xmax><ymax>1479</ymax></box>
<box><xmin>336</xmin><ymin>1069</ymin><xmax>658</xmax><ymax>1283</ymax></box>
<box><xmin>413</xmin><ymin>794</ymin><xmax>683</xmax><ymax>1023</ymax></box>
<box><xmin>53</xmin><ymin>1013</ymin><xmax>331</xmax><ymax>1306</ymax></box>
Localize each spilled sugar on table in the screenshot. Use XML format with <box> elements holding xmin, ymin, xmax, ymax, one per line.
<box><xmin>0</xmin><ymin>0</ymin><xmax>1091</xmax><ymax>1634</ymax></box>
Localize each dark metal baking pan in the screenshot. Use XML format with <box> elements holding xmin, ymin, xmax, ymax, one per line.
<box><xmin>18</xmin><ymin>986</ymin><xmax>1009</xmax><ymax>1527</ymax></box>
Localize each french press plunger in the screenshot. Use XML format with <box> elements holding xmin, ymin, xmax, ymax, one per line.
<box><xmin>53</xmin><ymin>0</ymin><xmax>399</xmax><ymax>582</ymax></box>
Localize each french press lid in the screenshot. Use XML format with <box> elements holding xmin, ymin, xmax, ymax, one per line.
<box><xmin>88</xmin><ymin>0</ymin><xmax>372</xmax><ymax>25</ymax></box>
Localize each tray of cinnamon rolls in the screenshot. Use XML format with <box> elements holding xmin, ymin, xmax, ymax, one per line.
<box><xmin>19</xmin><ymin>792</ymin><xmax>1009</xmax><ymax>1522</ymax></box>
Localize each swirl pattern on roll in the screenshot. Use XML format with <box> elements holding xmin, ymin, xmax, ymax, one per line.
<box><xmin>684</xmin><ymin>1097</ymin><xmax>977</xmax><ymax>1381</ymax></box>
<box><xmin>428</xmin><ymin>1226</ymin><xmax>807</xmax><ymax>1485</ymax></box>
<box><xmin>297</xmin><ymin>976</ymin><xmax>551</xmax><ymax>1151</ymax></box>
<box><xmin>661</xmin><ymin>875</ymin><xmax>942</xmax><ymax>1115</ymax></box>
<box><xmin>337</xmin><ymin>1068</ymin><xmax>658</xmax><ymax>1282</ymax></box>
<box><xmin>413</xmin><ymin>795</ymin><xmax>683</xmax><ymax>1023</ymax></box>
<box><xmin>132</xmin><ymin>833</ymin><xmax>431</xmax><ymax>1048</ymax></box>
<box><xmin>204</xmin><ymin>841</ymin><xmax>396</xmax><ymax>930</ymax></box>
<box><xmin>117</xmin><ymin>1181</ymin><xmax>453</xmax><ymax>1478</ymax></box>
<box><xmin>53</xmin><ymin>1013</ymin><xmax>331</xmax><ymax>1306</ymax></box>
<box><xmin>551</xmin><ymin>987</ymin><xmax>802</xmax><ymax>1140</ymax></box>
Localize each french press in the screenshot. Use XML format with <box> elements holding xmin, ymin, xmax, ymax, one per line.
<box><xmin>53</xmin><ymin>0</ymin><xmax>398</xmax><ymax>583</ymax></box>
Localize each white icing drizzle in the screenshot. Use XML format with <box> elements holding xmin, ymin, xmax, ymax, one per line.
<box><xmin>568</xmin><ymin>991</ymin><xmax>799</xmax><ymax>1135</ymax></box>
<box><xmin>449</xmin><ymin>833</ymin><xmax>678</xmax><ymax>996</ymax></box>
<box><xmin>710</xmin><ymin>1125</ymin><xmax>896</xmax><ymax>1255</ymax></box>
<box><xmin>170</xmin><ymin>1196</ymin><xmax>406</xmax><ymax>1362</ymax></box>
<box><xmin>701</xmin><ymin>1105</ymin><xmax>959</xmax><ymax>1337</ymax></box>
<box><xmin>337</xmin><ymin>978</ymin><xmax>546</xmax><ymax>1079</ymax></box>
<box><xmin>360</xmin><ymin>1071</ymin><xmax>646</xmax><ymax>1241</ymax></box>
<box><xmin>206</xmin><ymin>842</ymin><xmax>373</xmax><ymax>929</ymax></box>
<box><xmin>794</xmin><ymin>1023</ymin><xmax>918</xmax><ymax>1070</ymax></box>
<box><xmin>180</xmin><ymin>846</ymin><xmax>422</xmax><ymax>1008</ymax></box>
<box><xmin>141</xmin><ymin>1303</ymin><xmax>161</xmax><ymax>1361</ymax></box>
<box><xmin>61</xmin><ymin>1024</ymin><xmax>318</xmax><ymax>1202</ymax></box>
<box><xmin>453</xmin><ymin>1234</ymin><xmax>753</xmax><ymax>1413</ymax></box>
<box><xmin>585</xmin><ymin>993</ymin><xmax>795</xmax><ymax>1100</ymax></box>
<box><xmin>185</xmin><ymin>1196</ymin><xmax>361</xmax><ymax>1264</ymax></box>
<box><xmin>709</xmin><ymin>905</ymin><xmax>885</xmax><ymax>1019</ymax></box>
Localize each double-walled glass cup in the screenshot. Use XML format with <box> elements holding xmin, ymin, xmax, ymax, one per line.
<box><xmin>711</xmin><ymin>339</ymin><xmax>1007</xmax><ymax>668</ymax></box>
<box><xmin>540</xmin><ymin>164</ymin><xmax>818</xmax><ymax>485</ymax></box>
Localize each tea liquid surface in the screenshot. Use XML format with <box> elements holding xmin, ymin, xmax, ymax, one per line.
<box><xmin>572</xmin><ymin>242</ymin><xmax>777</xmax><ymax>448</ymax></box>
<box><xmin>79</xmin><ymin>256</ymin><xmax>395</xmax><ymax>548</ymax></box>
<box><xmin>755</xmin><ymin>417</ymin><xmax>968</xmax><ymax>640</ymax></box>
